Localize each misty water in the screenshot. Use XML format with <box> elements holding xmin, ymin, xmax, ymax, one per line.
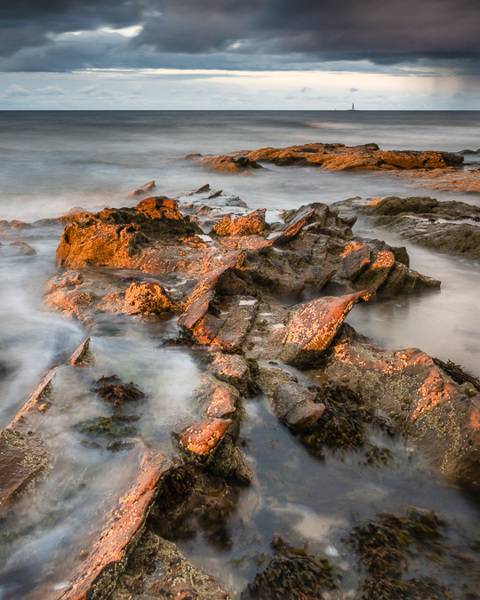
<box><xmin>1</xmin><ymin>110</ymin><xmax>480</xmax><ymax>598</ymax></box>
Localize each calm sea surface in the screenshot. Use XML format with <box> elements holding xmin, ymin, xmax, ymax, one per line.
<box><xmin>1</xmin><ymin>111</ymin><xmax>480</xmax><ymax>598</ymax></box>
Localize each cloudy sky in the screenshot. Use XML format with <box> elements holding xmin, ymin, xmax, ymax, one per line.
<box><xmin>0</xmin><ymin>0</ymin><xmax>479</xmax><ymax>109</ymax></box>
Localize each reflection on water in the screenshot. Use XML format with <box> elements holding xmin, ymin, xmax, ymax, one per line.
<box><xmin>347</xmin><ymin>217</ymin><xmax>480</xmax><ymax>377</ymax></box>
<box><xmin>174</xmin><ymin>399</ymin><xmax>480</xmax><ymax>597</ymax></box>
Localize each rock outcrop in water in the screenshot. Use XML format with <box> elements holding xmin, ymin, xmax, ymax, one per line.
<box><xmin>2</xmin><ymin>181</ymin><xmax>480</xmax><ymax>599</ymax></box>
<box><xmin>334</xmin><ymin>195</ymin><xmax>480</xmax><ymax>260</ymax></box>
<box><xmin>187</xmin><ymin>142</ymin><xmax>463</xmax><ymax>174</ymax></box>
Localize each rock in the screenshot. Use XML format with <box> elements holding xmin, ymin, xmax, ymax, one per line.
<box><xmin>57</xmin><ymin>452</ymin><xmax>168</xmax><ymax>600</ymax></box>
<box><xmin>69</xmin><ymin>337</ymin><xmax>94</xmax><ymax>366</ymax></box>
<box><xmin>196</xmin><ymin>375</ymin><xmax>239</xmax><ymax>419</ymax></box>
<box><xmin>129</xmin><ymin>180</ymin><xmax>156</xmax><ymax>197</ymax></box>
<box><xmin>212</xmin><ymin>210</ymin><xmax>269</xmax><ymax>237</ymax></box>
<box><xmin>194</xmin><ymin>155</ymin><xmax>263</xmax><ymax>175</ymax></box>
<box><xmin>136</xmin><ymin>536</ymin><xmax>231</xmax><ymax>600</ymax></box>
<box><xmin>176</xmin><ymin>417</ymin><xmax>232</xmax><ymax>458</ymax></box>
<box><xmin>191</xmin><ymin>183</ymin><xmax>211</xmax><ymax>194</ymax></box>
<box><xmin>242</xmin><ymin>535</ymin><xmax>339</xmax><ymax>600</ymax></box>
<box><xmin>92</xmin><ymin>375</ymin><xmax>145</xmax><ymax>406</ymax></box>
<box><xmin>334</xmin><ymin>195</ymin><xmax>480</xmax><ymax>260</ymax></box>
<box><xmin>273</xmin><ymin>382</ymin><xmax>326</xmax><ymax>430</ymax></box>
<box><xmin>280</xmin><ymin>291</ymin><xmax>372</xmax><ymax>366</ymax></box>
<box><xmin>325</xmin><ymin>325</ymin><xmax>480</xmax><ymax>487</ymax></box>
<box><xmin>194</xmin><ymin>142</ymin><xmax>463</xmax><ymax>174</ymax></box>
<box><xmin>123</xmin><ymin>281</ymin><xmax>177</xmax><ymax>315</ymax></box>
<box><xmin>0</xmin><ymin>369</ymin><xmax>57</xmax><ymax>509</ymax></box>
<box><xmin>8</xmin><ymin>241</ymin><xmax>36</xmax><ymax>256</ymax></box>
<box><xmin>208</xmin><ymin>352</ymin><xmax>251</xmax><ymax>391</ymax></box>
<box><xmin>56</xmin><ymin>197</ymin><xmax>201</xmax><ymax>270</ymax></box>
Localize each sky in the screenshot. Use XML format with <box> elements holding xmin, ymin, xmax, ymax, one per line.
<box><xmin>0</xmin><ymin>0</ymin><xmax>479</xmax><ymax>110</ymax></box>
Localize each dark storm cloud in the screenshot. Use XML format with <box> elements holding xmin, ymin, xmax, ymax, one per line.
<box><xmin>136</xmin><ymin>0</ymin><xmax>480</xmax><ymax>63</ymax></box>
<box><xmin>1</xmin><ymin>0</ymin><xmax>479</xmax><ymax>72</ymax></box>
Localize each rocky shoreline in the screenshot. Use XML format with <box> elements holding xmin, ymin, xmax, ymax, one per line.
<box><xmin>1</xmin><ymin>144</ymin><xmax>480</xmax><ymax>598</ymax></box>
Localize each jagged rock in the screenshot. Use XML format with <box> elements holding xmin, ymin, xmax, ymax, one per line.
<box><xmin>334</xmin><ymin>195</ymin><xmax>480</xmax><ymax>260</ymax></box>
<box><xmin>123</xmin><ymin>281</ymin><xmax>177</xmax><ymax>315</ymax></box>
<box><xmin>279</xmin><ymin>291</ymin><xmax>372</xmax><ymax>366</ymax></box>
<box><xmin>273</xmin><ymin>382</ymin><xmax>326</xmax><ymax>430</ymax></box>
<box><xmin>212</xmin><ymin>210</ymin><xmax>269</xmax><ymax>237</ymax></box>
<box><xmin>325</xmin><ymin>325</ymin><xmax>480</xmax><ymax>487</ymax></box>
<box><xmin>0</xmin><ymin>369</ymin><xmax>57</xmax><ymax>510</ymax></box>
<box><xmin>196</xmin><ymin>375</ymin><xmax>239</xmax><ymax>419</ymax></box>
<box><xmin>176</xmin><ymin>417</ymin><xmax>232</xmax><ymax>458</ymax></box>
<box><xmin>69</xmin><ymin>337</ymin><xmax>94</xmax><ymax>366</ymax></box>
<box><xmin>57</xmin><ymin>452</ymin><xmax>168</xmax><ymax>600</ymax></box>
<box><xmin>208</xmin><ymin>352</ymin><xmax>251</xmax><ymax>392</ymax></box>
<box><xmin>194</xmin><ymin>154</ymin><xmax>263</xmax><ymax>175</ymax></box>
<box><xmin>129</xmin><ymin>180</ymin><xmax>156</xmax><ymax>197</ymax></box>
<box><xmin>193</xmin><ymin>143</ymin><xmax>463</xmax><ymax>174</ymax></box>
<box><xmin>56</xmin><ymin>197</ymin><xmax>201</xmax><ymax>270</ymax></box>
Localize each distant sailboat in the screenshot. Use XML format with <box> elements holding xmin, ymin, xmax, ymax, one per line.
<box><xmin>349</xmin><ymin>102</ymin><xmax>356</xmax><ymax>111</ymax></box>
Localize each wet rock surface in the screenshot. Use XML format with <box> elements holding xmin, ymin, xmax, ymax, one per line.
<box><xmin>187</xmin><ymin>142</ymin><xmax>463</xmax><ymax>173</ymax></box>
<box><xmin>334</xmin><ymin>195</ymin><xmax>480</xmax><ymax>260</ymax></box>
<box><xmin>3</xmin><ymin>174</ymin><xmax>480</xmax><ymax>599</ymax></box>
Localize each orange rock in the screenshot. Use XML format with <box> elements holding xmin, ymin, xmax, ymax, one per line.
<box><xmin>371</xmin><ymin>250</ymin><xmax>395</xmax><ymax>270</ymax></box>
<box><xmin>69</xmin><ymin>338</ymin><xmax>93</xmax><ymax>366</ymax></box>
<box><xmin>177</xmin><ymin>418</ymin><xmax>232</xmax><ymax>457</ymax></box>
<box><xmin>209</xmin><ymin>353</ymin><xmax>249</xmax><ymax>389</ymax></box>
<box><xmin>281</xmin><ymin>291</ymin><xmax>372</xmax><ymax>366</ymax></box>
<box><xmin>134</xmin><ymin>195</ymin><xmax>182</xmax><ymax>220</ymax></box>
<box><xmin>57</xmin><ymin>452</ymin><xmax>167</xmax><ymax>600</ymax></box>
<box><xmin>212</xmin><ymin>210</ymin><xmax>269</xmax><ymax>236</ymax></box>
<box><xmin>123</xmin><ymin>281</ymin><xmax>176</xmax><ymax>315</ymax></box>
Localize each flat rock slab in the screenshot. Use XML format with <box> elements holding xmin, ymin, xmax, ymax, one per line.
<box><xmin>57</xmin><ymin>451</ymin><xmax>168</xmax><ymax>600</ymax></box>
<box><xmin>177</xmin><ymin>418</ymin><xmax>232</xmax><ymax>457</ymax></box>
<box><xmin>280</xmin><ymin>290</ymin><xmax>372</xmax><ymax>366</ymax></box>
<box><xmin>0</xmin><ymin>368</ymin><xmax>57</xmax><ymax>509</ymax></box>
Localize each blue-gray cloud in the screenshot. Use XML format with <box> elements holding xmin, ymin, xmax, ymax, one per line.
<box><xmin>0</xmin><ymin>0</ymin><xmax>479</xmax><ymax>74</ymax></box>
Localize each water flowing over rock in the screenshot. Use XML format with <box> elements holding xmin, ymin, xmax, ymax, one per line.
<box><xmin>4</xmin><ymin>176</ymin><xmax>480</xmax><ymax>599</ymax></box>
<box><xmin>334</xmin><ymin>195</ymin><xmax>480</xmax><ymax>260</ymax></box>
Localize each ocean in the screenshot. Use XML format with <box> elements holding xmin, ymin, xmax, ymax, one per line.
<box><xmin>1</xmin><ymin>110</ymin><xmax>480</xmax><ymax>598</ymax></box>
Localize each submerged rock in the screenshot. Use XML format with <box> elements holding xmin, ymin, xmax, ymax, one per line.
<box><xmin>242</xmin><ymin>535</ymin><xmax>339</xmax><ymax>600</ymax></box>
<box><xmin>334</xmin><ymin>195</ymin><xmax>480</xmax><ymax>260</ymax></box>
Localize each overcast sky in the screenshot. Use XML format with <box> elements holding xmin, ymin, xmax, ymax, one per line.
<box><xmin>0</xmin><ymin>0</ymin><xmax>479</xmax><ymax>109</ymax></box>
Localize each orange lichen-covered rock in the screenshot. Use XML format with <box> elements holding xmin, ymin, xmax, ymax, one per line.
<box><xmin>177</xmin><ymin>418</ymin><xmax>232</xmax><ymax>457</ymax></box>
<box><xmin>212</xmin><ymin>210</ymin><xmax>269</xmax><ymax>237</ymax></box>
<box><xmin>244</xmin><ymin>143</ymin><xmax>463</xmax><ymax>171</ymax></box>
<box><xmin>209</xmin><ymin>353</ymin><xmax>249</xmax><ymax>385</ymax></box>
<box><xmin>280</xmin><ymin>291</ymin><xmax>372</xmax><ymax>366</ymax></box>
<box><xmin>123</xmin><ymin>281</ymin><xmax>177</xmax><ymax>315</ymax></box>
<box><xmin>340</xmin><ymin>242</ymin><xmax>372</xmax><ymax>279</ymax></box>
<box><xmin>57</xmin><ymin>452</ymin><xmax>168</xmax><ymax>600</ymax></box>
<box><xmin>56</xmin><ymin>201</ymin><xmax>201</xmax><ymax>270</ymax></box>
<box><xmin>134</xmin><ymin>195</ymin><xmax>182</xmax><ymax>220</ymax></box>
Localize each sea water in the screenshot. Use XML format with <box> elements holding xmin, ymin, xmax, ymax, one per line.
<box><xmin>1</xmin><ymin>110</ymin><xmax>480</xmax><ymax>598</ymax></box>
